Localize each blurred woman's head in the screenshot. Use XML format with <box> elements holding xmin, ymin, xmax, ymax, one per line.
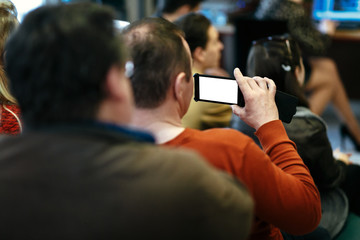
<box><xmin>246</xmin><ymin>34</ymin><xmax>308</xmax><ymax>107</ymax></box>
<box><xmin>0</xmin><ymin>0</ymin><xmax>18</xmax><ymax>104</ymax></box>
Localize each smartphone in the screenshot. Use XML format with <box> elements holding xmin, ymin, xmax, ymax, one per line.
<box><xmin>193</xmin><ymin>73</ymin><xmax>298</xmax><ymax>123</ymax></box>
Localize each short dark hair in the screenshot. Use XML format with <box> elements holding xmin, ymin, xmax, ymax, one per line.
<box><xmin>5</xmin><ymin>3</ymin><xmax>127</xmax><ymax>128</ymax></box>
<box><xmin>122</xmin><ymin>17</ymin><xmax>191</xmax><ymax>108</ymax></box>
<box><xmin>247</xmin><ymin>35</ymin><xmax>308</xmax><ymax>107</ymax></box>
<box><xmin>157</xmin><ymin>0</ymin><xmax>204</xmax><ymax>14</ymax></box>
<box><xmin>174</xmin><ymin>12</ymin><xmax>211</xmax><ymax>55</ymax></box>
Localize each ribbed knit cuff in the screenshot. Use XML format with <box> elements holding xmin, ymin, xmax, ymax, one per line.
<box><xmin>255</xmin><ymin>120</ymin><xmax>296</xmax><ymax>154</ymax></box>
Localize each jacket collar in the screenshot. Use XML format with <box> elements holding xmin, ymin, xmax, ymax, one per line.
<box><xmin>24</xmin><ymin>121</ymin><xmax>155</xmax><ymax>144</ymax></box>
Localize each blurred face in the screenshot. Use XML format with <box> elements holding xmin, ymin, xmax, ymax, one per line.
<box><xmin>202</xmin><ymin>25</ymin><xmax>224</xmax><ymax>69</ymax></box>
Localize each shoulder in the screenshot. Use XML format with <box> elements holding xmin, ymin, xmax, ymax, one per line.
<box><xmin>182</xmin><ymin>128</ymin><xmax>253</xmax><ymax>146</ymax></box>
<box><xmin>5</xmin><ymin>104</ymin><xmax>20</xmax><ymax>113</ymax></box>
<box><xmin>165</xmin><ymin>127</ymin><xmax>258</xmax><ymax>161</ymax></box>
<box><xmin>1</xmin><ymin>103</ymin><xmax>20</xmax><ymax>115</ymax></box>
<box><xmin>125</xmin><ymin>140</ymin><xmax>220</xmax><ymax>177</ymax></box>
<box><xmin>167</xmin><ymin>128</ymin><xmax>260</xmax><ymax>164</ymax></box>
<box><xmin>293</xmin><ymin>107</ymin><xmax>326</xmax><ymax>130</ymax></box>
<box><xmin>284</xmin><ymin>107</ymin><xmax>327</xmax><ymax>138</ymax></box>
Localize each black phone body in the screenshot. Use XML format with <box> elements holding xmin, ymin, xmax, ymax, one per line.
<box><xmin>193</xmin><ymin>73</ymin><xmax>298</xmax><ymax>123</ymax></box>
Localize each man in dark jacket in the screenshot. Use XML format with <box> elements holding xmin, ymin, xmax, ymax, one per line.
<box><xmin>0</xmin><ymin>3</ymin><xmax>254</xmax><ymax>239</ymax></box>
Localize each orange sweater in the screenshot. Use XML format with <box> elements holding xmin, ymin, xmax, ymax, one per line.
<box><xmin>164</xmin><ymin>120</ymin><xmax>321</xmax><ymax>240</ymax></box>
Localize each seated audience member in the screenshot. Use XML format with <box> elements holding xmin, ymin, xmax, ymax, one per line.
<box><xmin>153</xmin><ymin>0</ymin><xmax>203</xmax><ymax>22</ymax></box>
<box><xmin>0</xmin><ymin>0</ymin><xmax>21</xmax><ymax>135</ymax></box>
<box><xmin>245</xmin><ymin>35</ymin><xmax>360</xmax><ymax>228</ymax></box>
<box><xmin>174</xmin><ymin>13</ymin><xmax>232</xmax><ymax>129</ymax></box>
<box><xmin>255</xmin><ymin>0</ymin><xmax>360</xmax><ymax>151</ymax></box>
<box><xmin>242</xmin><ymin>34</ymin><xmax>353</xmax><ymax>238</ymax></box>
<box><xmin>123</xmin><ymin>17</ymin><xmax>321</xmax><ymax>240</ymax></box>
<box><xmin>1</xmin><ymin>3</ymin><xmax>254</xmax><ymax>239</ymax></box>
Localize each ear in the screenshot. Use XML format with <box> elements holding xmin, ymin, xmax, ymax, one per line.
<box><xmin>294</xmin><ymin>66</ymin><xmax>300</xmax><ymax>78</ymax></box>
<box><xmin>104</xmin><ymin>65</ymin><xmax>126</xmax><ymax>101</ymax></box>
<box><xmin>97</xmin><ymin>65</ymin><xmax>134</xmax><ymax>124</ymax></box>
<box><xmin>174</xmin><ymin>72</ymin><xmax>189</xmax><ymax>102</ymax></box>
<box><xmin>294</xmin><ymin>65</ymin><xmax>304</xmax><ymax>86</ymax></box>
<box><xmin>174</xmin><ymin>71</ymin><xmax>192</xmax><ymax>115</ymax></box>
<box><xmin>193</xmin><ymin>46</ymin><xmax>205</xmax><ymax>63</ymax></box>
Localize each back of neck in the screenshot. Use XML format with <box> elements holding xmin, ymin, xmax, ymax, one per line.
<box><xmin>131</xmin><ymin>108</ymin><xmax>185</xmax><ymax>144</ymax></box>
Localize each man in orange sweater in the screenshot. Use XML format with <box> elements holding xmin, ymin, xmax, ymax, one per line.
<box><xmin>124</xmin><ymin>17</ymin><xmax>321</xmax><ymax>240</ymax></box>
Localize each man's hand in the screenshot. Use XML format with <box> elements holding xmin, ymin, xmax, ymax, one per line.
<box><xmin>231</xmin><ymin>68</ymin><xmax>279</xmax><ymax>130</ymax></box>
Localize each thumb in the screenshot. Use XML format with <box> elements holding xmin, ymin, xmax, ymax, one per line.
<box><xmin>231</xmin><ymin>105</ymin><xmax>245</xmax><ymax>118</ymax></box>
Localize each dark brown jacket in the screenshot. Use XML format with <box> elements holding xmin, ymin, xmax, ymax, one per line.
<box><xmin>0</xmin><ymin>123</ymin><xmax>253</xmax><ymax>240</ymax></box>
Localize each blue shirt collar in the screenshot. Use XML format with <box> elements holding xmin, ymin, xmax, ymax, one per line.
<box><xmin>92</xmin><ymin>121</ymin><xmax>155</xmax><ymax>143</ymax></box>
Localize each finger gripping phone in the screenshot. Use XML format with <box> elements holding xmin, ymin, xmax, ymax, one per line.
<box><xmin>193</xmin><ymin>73</ymin><xmax>298</xmax><ymax>123</ymax></box>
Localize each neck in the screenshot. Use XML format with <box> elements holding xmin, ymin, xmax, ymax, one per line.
<box><xmin>162</xmin><ymin>13</ymin><xmax>182</xmax><ymax>22</ymax></box>
<box><xmin>192</xmin><ymin>61</ymin><xmax>205</xmax><ymax>74</ymax></box>
<box><xmin>131</xmin><ymin>106</ymin><xmax>185</xmax><ymax>144</ymax></box>
<box><xmin>162</xmin><ymin>5</ymin><xmax>192</xmax><ymax>22</ymax></box>
<box><xmin>96</xmin><ymin>99</ymin><xmax>133</xmax><ymax>127</ymax></box>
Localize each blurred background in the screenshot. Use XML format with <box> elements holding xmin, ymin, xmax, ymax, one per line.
<box><xmin>12</xmin><ymin>0</ymin><xmax>252</xmax><ymax>23</ymax></box>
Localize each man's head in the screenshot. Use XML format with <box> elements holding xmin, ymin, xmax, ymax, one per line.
<box><xmin>156</xmin><ymin>0</ymin><xmax>204</xmax><ymax>22</ymax></box>
<box><xmin>122</xmin><ymin>17</ymin><xmax>192</xmax><ymax>112</ymax></box>
<box><xmin>175</xmin><ymin>13</ymin><xmax>224</xmax><ymax>71</ymax></box>
<box><xmin>5</xmin><ymin>3</ymin><xmax>131</xmax><ymax>128</ymax></box>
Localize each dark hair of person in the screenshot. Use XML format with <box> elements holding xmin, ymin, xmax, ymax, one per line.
<box><xmin>247</xmin><ymin>34</ymin><xmax>309</xmax><ymax>107</ymax></box>
<box><xmin>0</xmin><ymin>0</ymin><xmax>18</xmax><ymax>104</ymax></box>
<box><xmin>157</xmin><ymin>0</ymin><xmax>204</xmax><ymax>14</ymax></box>
<box><xmin>174</xmin><ymin>12</ymin><xmax>210</xmax><ymax>55</ymax></box>
<box><xmin>5</xmin><ymin>3</ymin><xmax>127</xmax><ymax>128</ymax></box>
<box><xmin>122</xmin><ymin>17</ymin><xmax>191</xmax><ymax>108</ymax></box>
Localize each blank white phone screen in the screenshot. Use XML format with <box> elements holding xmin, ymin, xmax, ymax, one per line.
<box><xmin>199</xmin><ymin>76</ymin><xmax>238</xmax><ymax>104</ymax></box>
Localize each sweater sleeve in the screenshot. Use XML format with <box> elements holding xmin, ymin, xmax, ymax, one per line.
<box><xmin>239</xmin><ymin>120</ymin><xmax>321</xmax><ymax>235</ymax></box>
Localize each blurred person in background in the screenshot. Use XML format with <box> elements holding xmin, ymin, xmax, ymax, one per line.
<box><xmin>175</xmin><ymin>13</ymin><xmax>232</xmax><ymax>129</ymax></box>
<box><xmin>0</xmin><ymin>0</ymin><xmax>21</xmax><ymax>135</ymax></box>
<box><xmin>246</xmin><ymin>34</ymin><xmax>360</xmax><ymax>238</ymax></box>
